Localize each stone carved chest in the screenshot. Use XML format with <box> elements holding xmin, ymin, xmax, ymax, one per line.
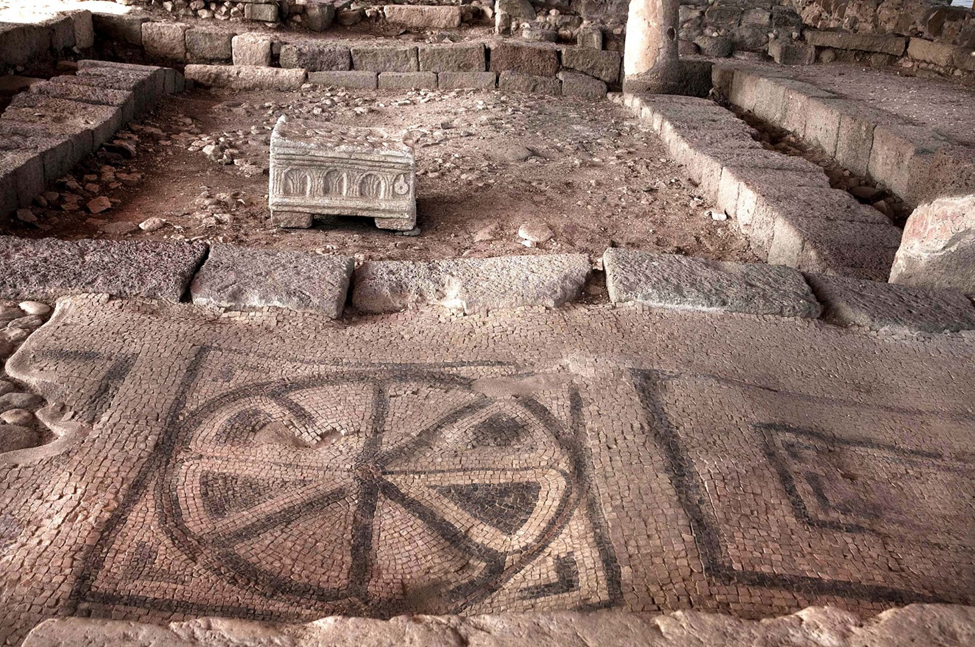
<box><xmin>269</xmin><ymin>116</ymin><xmax>416</xmax><ymax>231</ymax></box>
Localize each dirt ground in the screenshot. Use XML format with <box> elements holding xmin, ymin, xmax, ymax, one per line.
<box><xmin>3</xmin><ymin>84</ymin><xmax>761</xmax><ymax>264</ymax></box>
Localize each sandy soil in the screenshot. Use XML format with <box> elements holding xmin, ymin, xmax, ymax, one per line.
<box><xmin>3</xmin><ymin>84</ymin><xmax>761</xmax><ymax>264</ymax></box>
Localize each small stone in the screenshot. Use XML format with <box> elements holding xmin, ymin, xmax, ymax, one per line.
<box><xmin>0</xmin><ymin>392</ymin><xmax>43</xmax><ymax>413</ymax></box>
<box><xmin>7</xmin><ymin>315</ymin><xmax>44</xmax><ymax>331</ymax></box>
<box><xmin>0</xmin><ymin>409</ymin><xmax>33</xmax><ymax>426</ymax></box>
<box><xmin>139</xmin><ymin>217</ymin><xmax>167</xmax><ymax>232</ymax></box>
<box><xmin>518</xmin><ymin>223</ymin><xmax>554</xmax><ymax>244</ymax></box>
<box><xmin>99</xmin><ymin>222</ymin><xmax>139</xmax><ymax>235</ymax></box>
<box><xmin>473</xmin><ymin>224</ymin><xmax>497</xmax><ymax>243</ymax></box>
<box><xmin>850</xmin><ymin>185</ymin><xmax>883</xmax><ymax>202</ymax></box>
<box><xmin>2</xmin><ymin>328</ymin><xmax>29</xmax><ymax>343</ymax></box>
<box><xmin>0</xmin><ymin>306</ymin><xmax>23</xmax><ymax>322</ymax></box>
<box><xmin>15</xmin><ymin>209</ymin><xmax>36</xmax><ymax>224</ymax></box>
<box><xmin>17</xmin><ymin>302</ymin><xmax>50</xmax><ymax>317</ymax></box>
<box><xmin>87</xmin><ymin>196</ymin><xmax>112</xmax><ymax>214</ymax></box>
<box><xmin>0</xmin><ymin>424</ymin><xmax>38</xmax><ymax>453</ymax></box>
<box><xmin>709</xmin><ymin>210</ymin><xmax>728</xmax><ymax>221</ymax></box>
<box><xmin>0</xmin><ymin>381</ymin><xmax>15</xmax><ymax>396</ymax></box>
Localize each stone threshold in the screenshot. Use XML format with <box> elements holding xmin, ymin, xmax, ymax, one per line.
<box><xmin>21</xmin><ymin>604</ymin><xmax>975</xmax><ymax>646</ymax></box>
<box><xmin>1</xmin><ymin>236</ymin><xmax>973</xmax><ymax>334</ymax></box>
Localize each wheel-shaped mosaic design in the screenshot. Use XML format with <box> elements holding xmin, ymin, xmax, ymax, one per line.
<box><xmin>147</xmin><ymin>369</ymin><xmax>619</xmax><ymax>616</ymax></box>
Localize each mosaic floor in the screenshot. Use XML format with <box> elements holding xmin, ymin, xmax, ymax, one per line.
<box><xmin>1</xmin><ymin>296</ymin><xmax>973</xmax><ymax>643</ymax></box>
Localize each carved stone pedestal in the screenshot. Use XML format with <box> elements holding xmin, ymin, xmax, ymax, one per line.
<box><xmin>269</xmin><ymin>116</ymin><xmax>416</xmax><ymax>231</ymax></box>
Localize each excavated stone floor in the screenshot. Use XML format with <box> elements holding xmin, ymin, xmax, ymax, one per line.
<box><xmin>1</xmin><ymin>295</ymin><xmax>973</xmax><ymax>644</ymax></box>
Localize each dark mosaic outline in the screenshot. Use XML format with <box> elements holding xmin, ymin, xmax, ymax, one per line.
<box><xmin>70</xmin><ymin>347</ymin><xmax>622</xmax><ymax>620</ymax></box>
<box><xmin>633</xmin><ymin>368</ymin><xmax>967</xmax><ymax>606</ymax></box>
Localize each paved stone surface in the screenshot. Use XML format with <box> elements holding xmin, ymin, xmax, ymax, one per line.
<box><xmin>604</xmin><ymin>249</ymin><xmax>821</xmax><ymax>318</ymax></box>
<box><xmin>190</xmin><ymin>244</ymin><xmax>353</xmax><ymax>318</ymax></box>
<box><xmin>0</xmin><ymin>295</ymin><xmax>972</xmax><ymax>644</ymax></box>
<box><xmin>890</xmin><ymin>194</ymin><xmax>975</xmax><ymax>294</ymax></box>
<box><xmin>806</xmin><ymin>273</ymin><xmax>975</xmax><ymax>333</ymax></box>
<box><xmin>20</xmin><ymin>605</ymin><xmax>975</xmax><ymax>647</ymax></box>
<box><xmin>0</xmin><ymin>236</ymin><xmax>206</xmax><ymax>302</ymax></box>
<box><xmin>353</xmin><ymin>254</ymin><xmax>590</xmax><ymax>313</ymax></box>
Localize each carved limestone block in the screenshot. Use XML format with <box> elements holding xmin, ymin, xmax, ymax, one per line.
<box><xmin>269</xmin><ymin>115</ymin><xmax>416</xmax><ymax>230</ymax></box>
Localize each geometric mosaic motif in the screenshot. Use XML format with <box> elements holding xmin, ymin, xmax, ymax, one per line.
<box><xmin>72</xmin><ymin>350</ymin><xmax>622</xmax><ymax>620</ymax></box>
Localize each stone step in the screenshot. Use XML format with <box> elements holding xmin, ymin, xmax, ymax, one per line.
<box><xmin>619</xmin><ymin>93</ymin><xmax>903</xmax><ymax>281</ymax></box>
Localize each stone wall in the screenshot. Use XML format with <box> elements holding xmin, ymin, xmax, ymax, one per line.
<box><xmin>793</xmin><ymin>0</ymin><xmax>974</xmax><ymax>48</ymax></box>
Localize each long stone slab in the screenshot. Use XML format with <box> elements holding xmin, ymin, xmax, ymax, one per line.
<box><xmin>190</xmin><ymin>244</ymin><xmax>353</xmax><ymax>318</ymax></box>
<box><xmin>184</xmin><ymin>64</ymin><xmax>306</xmax><ymax>91</ymax></box>
<box><xmin>806</xmin><ymin>273</ymin><xmax>975</xmax><ymax>334</ymax></box>
<box><xmin>20</xmin><ymin>605</ymin><xmax>975</xmax><ymax>647</ymax></box>
<box><xmin>352</xmin><ymin>254</ymin><xmax>591</xmax><ymax>314</ymax></box>
<box><xmin>604</xmin><ymin>249</ymin><xmax>821</xmax><ymax>318</ymax></box>
<box><xmin>0</xmin><ymin>236</ymin><xmax>207</xmax><ymax>302</ymax></box>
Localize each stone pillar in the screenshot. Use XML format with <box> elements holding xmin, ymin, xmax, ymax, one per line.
<box><xmin>623</xmin><ymin>0</ymin><xmax>682</xmax><ymax>94</ymax></box>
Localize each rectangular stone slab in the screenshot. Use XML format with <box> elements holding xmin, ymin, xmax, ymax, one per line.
<box><xmin>806</xmin><ymin>273</ymin><xmax>975</xmax><ymax>334</ymax></box>
<box><xmin>269</xmin><ymin>116</ymin><xmax>416</xmax><ymax>230</ymax></box>
<box><xmin>604</xmin><ymin>249</ymin><xmax>822</xmax><ymax>319</ymax></box>
<box><xmin>0</xmin><ymin>236</ymin><xmax>207</xmax><ymax>302</ymax></box>
<box><xmin>190</xmin><ymin>244</ymin><xmax>353</xmax><ymax>318</ymax></box>
<box><xmin>352</xmin><ymin>254</ymin><xmax>591</xmax><ymax>314</ymax></box>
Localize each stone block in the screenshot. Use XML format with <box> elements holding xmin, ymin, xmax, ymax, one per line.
<box><xmin>489</xmin><ymin>42</ymin><xmax>560</xmax><ymax>77</ymax></box>
<box><xmin>437</xmin><ymin>71</ymin><xmax>497</xmax><ymax>89</ymax></box>
<box><xmin>186</xmin><ymin>28</ymin><xmax>234</xmax><ymax>62</ymax></box>
<box><xmin>7</xmin><ymin>94</ymin><xmax>121</xmax><ymax>150</ymax></box>
<box><xmin>803</xmin><ymin>97</ymin><xmax>849</xmax><ymax>158</ymax></box>
<box><xmin>834</xmin><ymin>108</ymin><xmax>883</xmax><ymax>178</ymax></box>
<box><xmin>921</xmin><ymin>146</ymin><xmax>975</xmax><ymax>205</ymax></box>
<box><xmin>280</xmin><ymin>43</ymin><xmax>351</xmax><ymax>71</ymax></box>
<box><xmin>908</xmin><ymin>38</ymin><xmax>956</xmax><ymax>67</ymax></box>
<box><xmin>557</xmin><ymin>71</ymin><xmax>606</xmax><ymax>100</ymax></box>
<box><xmin>0</xmin><ymin>24</ymin><xmax>50</xmax><ymax>69</ymax></box>
<box><xmin>694</xmin><ymin>35</ymin><xmax>733</xmax><ymax>57</ymax></box>
<box><xmin>351</xmin><ymin>45</ymin><xmax>418</xmax><ymax>72</ymax></box>
<box><xmin>185</xmin><ymin>65</ymin><xmax>306</xmax><ymax>91</ymax></box>
<box><xmin>560</xmin><ymin>47</ymin><xmax>621</xmax><ymax>84</ymax></box>
<box><xmin>67</xmin><ymin>10</ymin><xmax>95</xmax><ymax>50</ymax></box>
<box><xmin>804</xmin><ymin>30</ymin><xmax>907</xmax><ymax>56</ymax></box>
<box><xmin>780</xmin><ymin>80</ymin><xmax>836</xmax><ymax>137</ymax></box>
<box><xmin>29</xmin><ymin>79</ymin><xmax>136</xmax><ymax>126</ymax></box>
<box><xmin>890</xmin><ymin>194</ymin><xmax>975</xmax><ymax>293</ymax></box>
<box><xmin>498</xmin><ymin>71</ymin><xmax>560</xmax><ymax>96</ymax></box>
<box><xmin>304</xmin><ymin>2</ymin><xmax>336</xmax><ymax>31</ymax></box>
<box><xmin>232</xmin><ymin>33</ymin><xmax>272</xmax><ymax>67</ymax></box>
<box><xmin>78</xmin><ymin>60</ymin><xmax>167</xmax><ymax>103</ymax></box>
<box><xmin>43</xmin><ymin>15</ymin><xmax>76</xmax><ymax>52</ymax></box>
<box><xmin>378</xmin><ymin>72</ymin><xmax>437</xmax><ymax>90</ymax></box>
<box><xmin>0</xmin><ymin>150</ymin><xmax>44</xmax><ymax>213</ymax></box>
<box><xmin>0</xmin><ymin>236</ymin><xmax>207</xmax><ymax>302</ymax></box>
<box><xmin>308</xmin><ymin>71</ymin><xmax>378</xmax><ymax>89</ymax></box>
<box><xmin>868</xmin><ymin>123</ymin><xmax>945</xmax><ymax>207</ymax></box>
<box><xmin>383</xmin><ymin>5</ymin><xmax>462</xmax><ymax>30</ymax></box>
<box><xmin>142</xmin><ymin>22</ymin><xmax>188</xmax><ymax>61</ymax></box>
<box><xmin>0</xmin><ymin>122</ymin><xmax>77</xmax><ymax>185</ymax></box>
<box><xmin>418</xmin><ymin>43</ymin><xmax>485</xmax><ymax>72</ymax></box>
<box><xmin>768</xmin><ymin>217</ymin><xmax>901</xmax><ymax>280</ymax></box>
<box><xmin>577</xmin><ymin>26</ymin><xmax>602</xmax><ymax>50</ymax></box>
<box><xmin>806</xmin><ymin>273</ymin><xmax>975</xmax><ymax>333</ymax></box>
<box><xmin>604</xmin><ymin>249</ymin><xmax>821</xmax><ymax>318</ymax></box>
<box><xmin>244</xmin><ymin>3</ymin><xmax>279</xmax><ymax>22</ymax></box>
<box><xmin>769</xmin><ymin>41</ymin><xmax>815</xmax><ymax>65</ymax></box>
<box><xmin>269</xmin><ymin>116</ymin><xmax>416</xmax><ymax>231</ymax></box>
<box><xmin>190</xmin><ymin>244</ymin><xmax>354</xmax><ymax>318</ymax></box>
<box><xmin>352</xmin><ymin>254</ymin><xmax>590</xmax><ymax>314</ymax></box>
